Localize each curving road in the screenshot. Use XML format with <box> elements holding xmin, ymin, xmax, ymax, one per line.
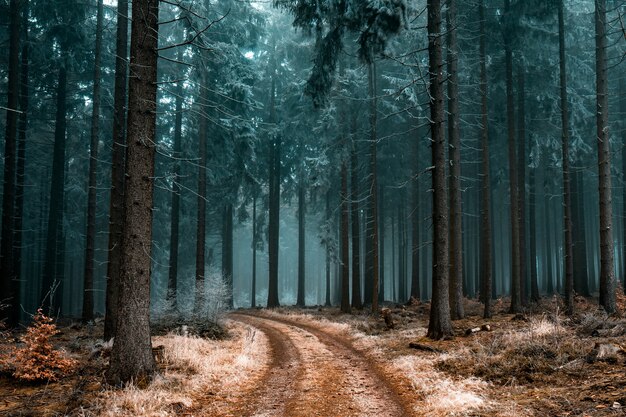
<box><xmin>228</xmin><ymin>312</ymin><xmax>413</xmax><ymax>417</ymax></box>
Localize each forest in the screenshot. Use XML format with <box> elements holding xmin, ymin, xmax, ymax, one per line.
<box><xmin>0</xmin><ymin>0</ymin><xmax>625</xmax><ymax>415</ymax></box>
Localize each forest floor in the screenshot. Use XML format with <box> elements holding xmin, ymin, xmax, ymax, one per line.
<box><xmin>0</xmin><ymin>295</ymin><xmax>625</xmax><ymax>416</ymax></box>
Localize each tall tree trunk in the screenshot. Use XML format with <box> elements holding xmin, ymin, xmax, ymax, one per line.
<box><xmin>621</xmin><ymin>73</ymin><xmax>626</xmax><ymax>294</ymax></box>
<box><xmin>411</xmin><ymin>150</ymin><xmax>421</xmax><ymax>301</ymax></box>
<box><xmin>267</xmin><ymin>73</ymin><xmax>281</xmax><ymax>308</ymax></box>
<box><xmin>251</xmin><ymin>192</ymin><xmax>257</xmax><ymax>308</ymax></box>
<box><xmin>479</xmin><ymin>0</ymin><xmax>493</xmax><ymax>318</ymax></box>
<box><xmin>12</xmin><ymin>0</ymin><xmax>30</xmax><ymax>326</ymax></box>
<box><xmin>325</xmin><ymin>190</ymin><xmax>331</xmax><ymax>306</ymax></box>
<box><xmin>350</xmin><ymin>133</ymin><xmax>363</xmax><ymax>309</ymax></box>
<box><xmin>427</xmin><ymin>0</ymin><xmax>453</xmax><ymax>339</ymax></box>
<box><xmin>572</xmin><ymin>170</ymin><xmax>590</xmax><ymax>296</ymax></box>
<box><xmin>41</xmin><ymin>67</ymin><xmax>67</xmax><ymax>316</ymax></box>
<box><xmin>517</xmin><ymin>66</ymin><xmax>527</xmax><ymax>306</ymax></box>
<box><xmin>367</xmin><ymin>62</ymin><xmax>380</xmax><ymax>314</ymax></box>
<box><xmin>195</xmin><ymin>83</ymin><xmax>208</xmax><ymax>312</ymax></box>
<box><xmin>167</xmin><ymin>78</ymin><xmax>183</xmax><ymax>310</ymax></box>
<box><xmin>104</xmin><ymin>0</ymin><xmax>129</xmax><ymax>341</ymax></box>
<box><xmin>106</xmin><ymin>0</ymin><xmax>159</xmax><ymax>385</ymax></box>
<box><xmin>504</xmin><ymin>0</ymin><xmax>522</xmax><ymax>313</ymax></box>
<box><xmin>595</xmin><ymin>0</ymin><xmax>615</xmax><ymax>313</ymax></box>
<box><xmin>0</xmin><ymin>0</ymin><xmax>21</xmax><ymax>327</ymax></box>
<box><xmin>529</xmin><ymin>138</ymin><xmax>540</xmax><ymax>302</ymax></box>
<box><xmin>82</xmin><ymin>0</ymin><xmax>104</xmax><ymax>323</ymax></box>
<box><xmin>296</xmin><ymin>168</ymin><xmax>306</xmax><ymax>306</ymax></box>
<box><xmin>222</xmin><ymin>203</ymin><xmax>233</xmax><ymax>308</ymax></box>
<box><xmin>340</xmin><ymin>161</ymin><xmax>351</xmax><ymax>313</ymax></box>
<box><xmin>447</xmin><ymin>0</ymin><xmax>464</xmax><ymax>320</ymax></box>
<box><xmin>558</xmin><ymin>0</ymin><xmax>574</xmax><ymax>315</ymax></box>
<box><xmin>379</xmin><ymin>186</ymin><xmax>385</xmax><ymax>303</ymax></box>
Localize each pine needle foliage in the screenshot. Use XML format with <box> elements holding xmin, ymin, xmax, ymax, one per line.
<box><xmin>1</xmin><ymin>309</ymin><xmax>76</xmax><ymax>382</ymax></box>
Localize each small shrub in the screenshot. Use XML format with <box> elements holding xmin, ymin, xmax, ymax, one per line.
<box><xmin>4</xmin><ymin>309</ymin><xmax>77</xmax><ymax>382</ymax></box>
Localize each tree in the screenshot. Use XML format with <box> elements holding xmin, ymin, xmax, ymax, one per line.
<box><xmin>195</xmin><ymin>78</ymin><xmax>208</xmax><ymax>312</ymax></box>
<box><xmin>478</xmin><ymin>0</ymin><xmax>493</xmax><ymax>319</ymax></box>
<box><xmin>106</xmin><ymin>0</ymin><xmax>159</xmax><ymax>385</ymax></box>
<box><xmin>167</xmin><ymin>76</ymin><xmax>184</xmax><ymax>310</ymax></box>
<box><xmin>367</xmin><ymin>61</ymin><xmax>380</xmax><ymax>313</ymax></box>
<box><xmin>426</xmin><ymin>0</ymin><xmax>453</xmax><ymax>340</ymax></box>
<box><xmin>350</xmin><ymin>124</ymin><xmax>363</xmax><ymax>309</ymax></box>
<box><xmin>0</xmin><ymin>0</ymin><xmax>21</xmax><ymax>327</ymax></box>
<box><xmin>82</xmin><ymin>0</ymin><xmax>104</xmax><ymax>323</ymax></box>
<box><xmin>504</xmin><ymin>0</ymin><xmax>522</xmax><ymax>314</ymax></box>
<box><xmin>446</xmin><ymin>0</ymin><xmax>464</xmax><ymax>320</ymax></box>
<box><xmin>104</xmin><ymin>0</ymin><xmax>129</xmax><ymax>341</ymax></box>
<box><xmin>595</xmin><ymin>0</ymin><xmax>615</xmax><ymax>313</ymax></box>
<box><xmin>558</xmin><ymin>0</ymin><xmax>574</xmax><ymax>315</ymax></box>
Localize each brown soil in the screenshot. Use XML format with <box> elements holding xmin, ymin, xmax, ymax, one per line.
<box><xmin>226</xmin><ymin>312</ymin><xmax>412</xmax><ymax>417</ymax></box>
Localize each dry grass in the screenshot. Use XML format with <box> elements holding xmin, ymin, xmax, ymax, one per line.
<box><xmin>436</xmin><ymin>315</ymin><xmax>589</xmax><ymax>386</ymax></box>
<box><xmin>90</xmin><ymin>320</ymin><xmax>268</xmax><ymax>417</ymax></box>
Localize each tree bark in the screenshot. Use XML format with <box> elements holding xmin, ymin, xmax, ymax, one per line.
<box><xmin>195</xmin><ymin>82</ymin><xmax>208</xmax><ymax>312</ymax></box>
<box><xmin>504</xmin><ymin>0</ymin><xmax>522</xmax><ymax>314</ymax></box>
<box><xmin>621</xmin><ymin>73</ymin><xmax>626</xmax><ymax>294</ymax></box>
<box><xmin>379</xmin><ymin>186</ymin><xmax>386</xmax><ymax>303</ymax></box>
<box><xmin>41</xmin><ymin>66</ymin><xmax>67</xmax><ymax>316</ymax></box>
<box><xmin>0</xmin><ymin>0</ymin><xmax>21</xmax><ymax>327</ymax></box>
<box><xmin>411</xmin><ymin>145</ymin><xmax>421</xmax><ymax>301</ymax></box>
<box><xmin>479</xmin><ymin>0</ymin><xmax>492</xmax><ymax>318</ymax></box>
<box><xmin>296</xmin><ymin>164</ymin><xmax>306</xmax><ymax>307</ymax></box>
<box><xmin>558</xmin><ymin>0</ymin><xmax>574</xmax><ymax>315</ymax></box>
<box><xmin>82</xmin><ymin>0</ymin><xmax>104</xmax><ymax>323</ymax></box>
<box><xmin>222</xmin><ymin>203</ymin><xmax>233</xmax><ymax>308</ymax></box>
<box><xmin>167</xmin><ymin>77</ymin><xmax>183</xmax><ymax>310</ymax></box>
<box><xmin>446</xmin><ymin>0</ymin><xmax>464</xmax><ymax>320</ymax></box>
<box><xmin>517</xmin><ymin>66</ymin><xmax>527</xmax><ymax>306</ymax></box>
<box><xmin>529</xmin><ymin>137</ymin><xmax>540</xmax><ymax>302</ymax></box>
<box><xmin>426</xmin><ymin>0</ymin><xmax>453</xmax><ymax>340</ymax></box>
<box><xmin>340</xmin><ymin>160</ymin><xmax>351</xmax><ymax>313</ymax></box>
<box><xmin>12</xmin><ymin>0</ymin><xmax>30</xmax><ymax>327</ymax></box>
<box><xmin>104</xmin><ymin>0</ymin><xmax>129</xmax><ymax>341</ymax></box>
<box><xmin>106</xmin><ymin>0</ymin><xmax>159</xmax><ymax>385</ymax></box>
<box><xmin>595</xmin><ymin>0</ymin><xmax>615</xmax><ymax>313</ymax></box>
<box><xmin>267</xmin><ymin>73</ymin><xmax>281</xmax><ymax>308</ymax></box>
<box><xmin>325</xmin><ymin>190</ymin><xmax>331</xmax><ymax>306</ymax></box>
<box><xmin>367</xmin><ymin>62</ymin><xmax>380</xmax><ymax>314</ymax></box>
<box><xmin>251</xmin><ymin>192</ymin><xmax>257</xmax><ymax>308</ymax></box>
<box><xmin>350</xmin><ymin>131</ymin><xmax>363</xmax><ymax>309</ymax></box>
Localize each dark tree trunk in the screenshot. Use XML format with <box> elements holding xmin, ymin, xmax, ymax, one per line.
<box><xmin>325</xmin><ymin>190</ymin><xmax>331</xmax><ymax>307</ymax></box>
<box><xmin>379</xmin><ymin>186</ymin><xmax>385</xmax><ymax>303</ymax></box>
<box><xmin>571</xmin><ymin>169</ymin><xmax>589</xmax><ymax>296</ymax></box>
<box><xmin>340</xmin><ymin>161</ymin><xmax>351</xmax><ymax>313</ymax></box>
<box><xmin>82</xmin><ymin>0</ymin><xmax>104</xmax><ymax>323</ymax></box>
<box><xmin>167</xmin><ymin>78</ymin><xmax>183</xmax><ymax>310</ymax></box>
<box><xmin>0</xmin><ymin>0</ymin><xmax>20</xmax><ymax>327</ymax></box>
<box><xmin>529</xmin><ymin>138</ymin><xmax>540</xmax><ymax>302</ymax></box>
<box><xmin>426</xmin><ymin>0</ymin><xmax>453</xmax><ymax>340</ymax></box>
<box><xmin>595</xmin><ymin>0</ymin><xmax>615</xmax><ymax>313</ymax></box>
<box><xmin>222</xmin><ymin>203</ymin><xmax>234</xmax><ymax>308</ymax></box>
<box><xmin>104</xmin><ymin>0</ymin><xmax>129</xmax><ymax>341</ymax></box>
<box><xmin>106</xmin><ymin>0</ymin><xmax>159</xmax><ymax>385</ymax></box>
<box><xmin>267</xmin><ymin>74</ymin><xmax>281</xmax><ymax>308</ymax></box>
<box><xmin>12</xmin><ymin>0</ymin><xmax>29</xmax><ymax>326</ymax></box>
<box><xmin>447</xmin><ymin>0</ymin><xmax>464</xmax><ymax>320</ymax></box>
<box><xmin>479</xmin><ymin>0</ymin><xmax>492</xmax><ymax>318</ymax></box>
<box><xmin>350</xmin><ymin>134</ymin><xmax>363</xmax><ymax>309</ymax></box>
<box><xmin>296</xmin><ymin>171</ymin><xmax>305</xmax><ymax>307</ymax></box>
<box><xmin>504</xmin><ymin>0</ymin><xmax>522</xmax><ymax>314</ymax></box>
<box><xmin>41</xmin><ymin>67</ymin><xmax>67</xmax><ymax>316</ymax></box>
<box><xmin>367</xmin><ymin>62</ymin><xmax>380</xmax><ymax>314</ymax></box>
<box><xmin>251</xmin><ymin>192</ymin><xmax>257</xmax><ymax>308</ymax></box>
<box><xmin>558</xmin><ymin>0</ymin><xmax>574</xmax><ymax>315</ymax></box>
<box><xmin>621</xmin><ymin>74</ymin><xmax>626</xmax><ymax>294</ymax></box>
<box><xmin>517</xmin><ymin>66</ymin><xmax>527</xmax><ymax>306</ymax></box>
<box><xmin>195</xmin><ymin>83</ymin><xmax>208</xmax><ymax>312</ymax></box>
<box><xmin>411</xmin><ymin>147</ymin><xmax>421</xmax><ymax>301</ymax></box>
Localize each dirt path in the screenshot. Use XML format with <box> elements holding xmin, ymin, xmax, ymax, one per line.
<box><xmin>229</xmin><ymin>312</ymin><xmax>413</xmax><ymax>417</ymax></box>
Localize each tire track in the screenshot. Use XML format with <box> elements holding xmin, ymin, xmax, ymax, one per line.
<box><xmin>229</xmin><ymin>312</ymin><xmax>413</xmax><ymax>417</ymax></box>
